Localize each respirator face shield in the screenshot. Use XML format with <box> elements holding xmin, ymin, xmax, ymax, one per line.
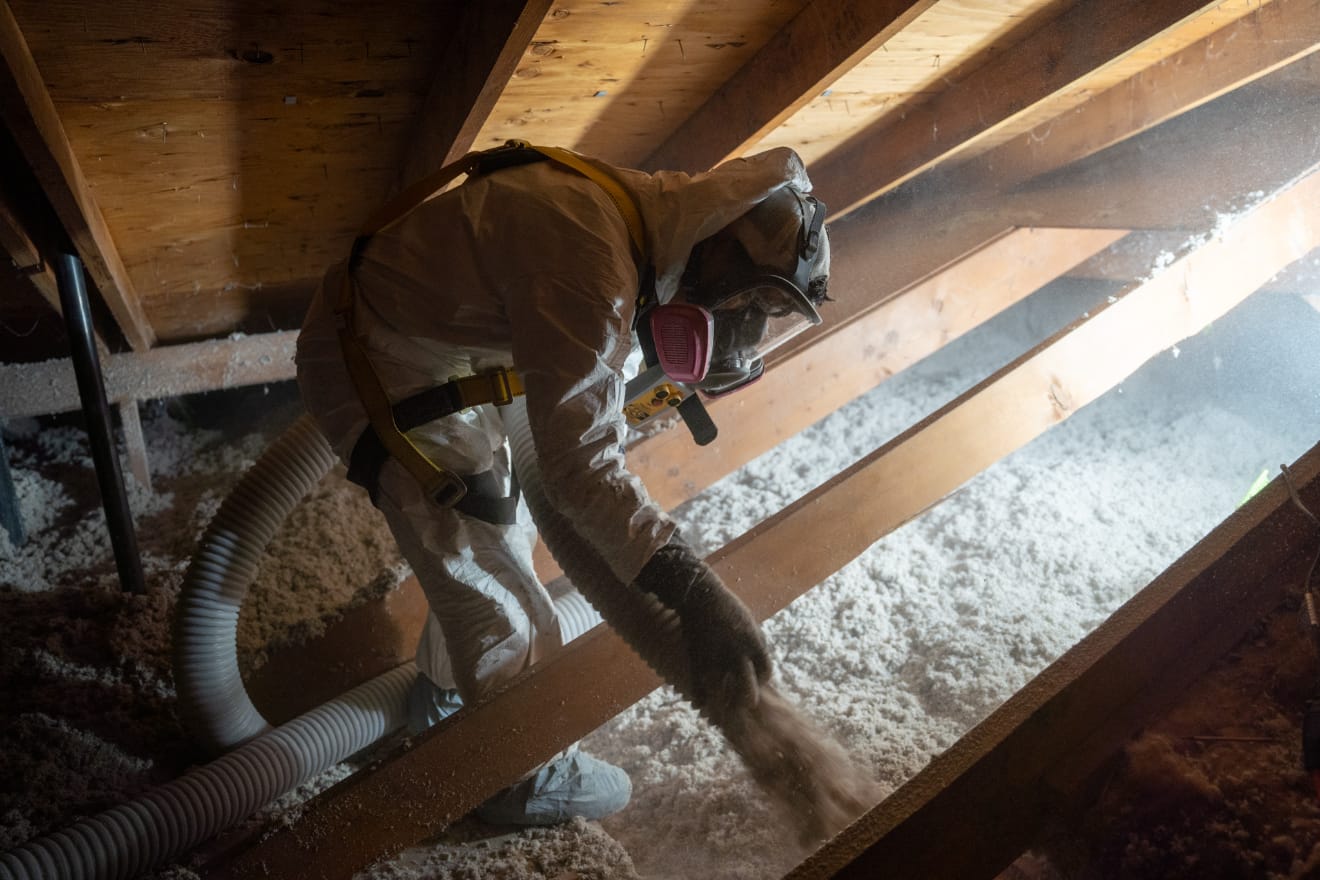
<box><xmin>641</xmin><ymin>189</ymin><xmax>828</xmax><ymax>399</ymax></box>
<box><xmin>697</xmin><ymin>278</ymin><xmax>820</xmax><ymax>396</ymax></box>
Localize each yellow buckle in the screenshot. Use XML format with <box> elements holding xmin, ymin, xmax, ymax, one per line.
<box><xmin>487</xmin><ymin>369</ymin><xmax>515</xmax><ymax>406</ymax></box>
<box><xmin>452</xmin><ymin>368</ymin><xmax>521</xmax><ymax>409</ymax></box>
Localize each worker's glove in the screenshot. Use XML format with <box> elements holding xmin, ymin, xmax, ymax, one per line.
<box><xmin>632</xmin><ymin>542</ymin><xmax>772</xmax><ymax>715</ymax></box>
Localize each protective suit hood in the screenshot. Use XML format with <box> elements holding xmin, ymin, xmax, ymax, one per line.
<box><xmin>607</xmin><ymin>148</ymin><xmax>815</xmax><ymax>304</ymax></box>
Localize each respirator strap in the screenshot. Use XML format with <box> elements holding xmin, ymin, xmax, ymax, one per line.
<box><xmin>675</xmin><ymin>396</ymin><xmax>717</xmax><ymax>446</ymax></box>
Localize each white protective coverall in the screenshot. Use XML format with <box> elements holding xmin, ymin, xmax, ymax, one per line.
<box><xmin>296</xmin><ymin>146</ymin><xmax>814</xmax><ymax>703</ymax></box>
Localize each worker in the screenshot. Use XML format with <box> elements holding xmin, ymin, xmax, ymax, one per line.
<box><xmin>294</xmin><ymin>141</ymin><xmax>830</xmax><ymax>826</ymax></box>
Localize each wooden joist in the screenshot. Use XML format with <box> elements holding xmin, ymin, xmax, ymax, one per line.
<box><xmin>116</xmin><ymin>400</ymin><xmax>152</xmax><ymax>493</ymax></box>
<box><xmin>0</xmin><ymin>186</ymin><xmax>59</xmax><ymax>313</ymax></box>
<box><xmin>0</xmin><ymin>330</ymin><xmax>297</xmax><ymax>418</ymax></box>
<box><xmin>400</xmin><ymin>0</ymin><xmax>554</xmax><ymax>185</ymax></box>
<box><xmin>0</xmin><ymin>1</ymin><xmax>155</xmax><ymax>351</ymax></box>
<box><xmin>641</xmin><ymin>0</ymin><xmax>938</xmax><ymax>173</ymax></box>
<box><xmin>810</xmin><ymin>0</ymin><xmax>1222</xmax><ymax>219</ymax></box>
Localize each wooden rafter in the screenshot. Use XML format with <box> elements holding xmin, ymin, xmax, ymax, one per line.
<box><xmin>810</xmin><ymin>0</ymin><xmax>1221</xmax><ymax>219</ymax></box>
<box><xmin>400</xmin><ymin>0</ymin><xmax>553</xmax><ymax>186</ymax></box>
<box><xmin>640</xmin><ymin>0</ymin><xmax>938</xmax><ymax>173</ymax></box>
<box><xmin>1006</xmin><ymin>55</ymin><xmax>1320</xmax><ymax>230</ymax></box>
<box><xmin>0</xmin><ymin>0</ymin><xmax>154</xmax><ymax>351</ymax></box>
<box><xmin>956</xmin><ymin>0</ymin><xmax>1320</xmax><ymax>193</ymax></box>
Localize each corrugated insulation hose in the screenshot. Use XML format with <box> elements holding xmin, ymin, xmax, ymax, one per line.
<box><xmin>0</xmin><ymin>410</ymin><xmax>598</xmax><ymax>879</ymax></box>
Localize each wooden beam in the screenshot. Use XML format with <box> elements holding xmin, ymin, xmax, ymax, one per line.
<box><xmin>1005</xmin><ymin>56</ymin><xmax>1320</xmax><ymax>230</ymax></box>
<box><xmin>1</xmin><ymin>175</ymin><xmax>116</xmax><ymax>357</ymax></box>
<box><xmin>1063</xmin><ymin>230</ymin><xmax>1192</xmax><ymax>284</ymax></box>
<box><xmin>116</xmin><ymin>399</ymin><xmax>151</xmax><ymax>493</ymax></box>
<box><xmin>810</xmin><ymin>0</ymin><xmax>1221</xmax><ymax>220</ymax></box>
<box><xmin>788</xmin><ymin>444</ymin><xmax>1320</xmax><ymax>879</ymax></box>
<box><xmin>0</xmin><ymin>184</ymin><xmax>59</xmax><ymax>312</ymax></box>
<box><xmin>0</xmin><ymin>330</ymin><xmax>297</xmax><ymax>418</ymax></box>
<box><xmin>0</xmin><ymin>0</ymin><xmax>155</xmax><ymax>351</ymax></box>
<box><xmin>640</xmin><ymin>0</ymin><xmax>938</xmax><ymax>174</ymax></box>
<box><xmin>400</xmin><ymin>0</ymin><xmax>553</xmax><ymax>186</ymax></box>
<box><xmin>0</xmin><ymin>186</ymin><xmax>44</xmax><ymax>268</ymax></box>
<box><xmin>964</xmin><ymin>0</ymin><xmax>1320</xmax><ymax>192</ymax></box>
<box><xmin>211</xmin><ymin>165</ymin><xmax>1320</xmax><ymax>880</ymax></box>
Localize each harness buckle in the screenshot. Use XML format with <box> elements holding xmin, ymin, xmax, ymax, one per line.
<box><xmin>488</xmin><ymin>369</ymin><xmax>515</xmax><ymax>407</ymax></box>
<box><xmin>429</xmin><ymin>469</ymin><xmax>469</xmax><ymax>508</ymax></box>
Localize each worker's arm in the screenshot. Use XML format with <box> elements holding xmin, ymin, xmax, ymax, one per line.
<box><xmin>491</xmin><ymin>166</ymin><xmax>675</xmax><ymax>585</ymax></box>
<box><xmin>632</xmin><ymin>541</ymin><xmax>771</xmax><ymax>715</ymax></box>
<box><xmin>496</xmin><ymin>166</ymin><xmax>775</xmax><ymax>714</ymax></box>
<box><xmin>507</xmin><ymin>260</ymin><xmax>676</xmax><ymax>584</ymax></box>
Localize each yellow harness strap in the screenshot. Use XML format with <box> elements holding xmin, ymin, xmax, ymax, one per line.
<box><xmin>335</xmin><ymin>140</ymin><xmax>646</xmax><ymax>507</ymax></box>
<box><xmin>527</xmin><ymin>145</ymin><xmax>646</xmax><ymax>255</ymax></box>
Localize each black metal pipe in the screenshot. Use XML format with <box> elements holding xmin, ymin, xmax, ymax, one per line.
<box><xmin>54</xmin><ymin>253</ymin><xmax>146</xmax><ymax>595</ymax></box>
<box><xmin>0</xmin><ymin>431</ymin><xmax>24</xmax><ymax>548</ymax></box>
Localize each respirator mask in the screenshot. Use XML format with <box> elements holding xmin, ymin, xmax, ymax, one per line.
<box><xmin>648</xmin><ymin>190</ymin><xmax>828</xmax><ymax>396</ymax></box>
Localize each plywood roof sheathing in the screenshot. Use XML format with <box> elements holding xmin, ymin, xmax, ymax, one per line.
<box><xmin>400</xmin><ymin>0</ymin><xmax>554</xmax><ymax>185</ymax></box>
<box><xmin>0</xmin><ymin>1</ymin><xmax>155</xmax><ymax>350</ymax></box>
<box><xmin>641</xmin><ymin>0</ymin><xmax>941</xmax><ymax>173</ymax></box>
<box><xmin>953</xmin><ymin>0</ymin><xmax>1320</xmax><ymax>194</ymax></box>
<box><xmin>811</xmin><ymin>0</ymin><xmax>1227</xmax><ymax>218</ymax></box>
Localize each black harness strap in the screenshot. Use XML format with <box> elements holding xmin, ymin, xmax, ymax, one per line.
<box><xmin>348</xmin><ymin>385</ymin><xmax>521</xmax><ymax>525</ymax></box>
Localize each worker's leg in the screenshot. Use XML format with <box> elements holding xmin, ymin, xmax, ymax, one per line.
<box><xmin>376</xmin><ymin>455</ymin><xmax>630</xmax><ymax>825</ymax></box>
<box><xmin>375</xmin><ymin>458</ymin><xmax>554</xmax><ymax>702</ymax></box>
